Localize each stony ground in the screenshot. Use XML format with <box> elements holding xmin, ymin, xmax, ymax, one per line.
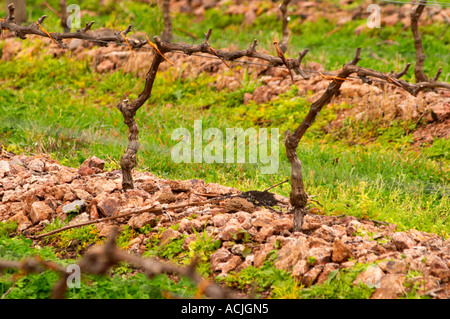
<box><xmin>0</xmin><ymin>151</ymin><xmax>449</xmax><ymax>299</ymax></box>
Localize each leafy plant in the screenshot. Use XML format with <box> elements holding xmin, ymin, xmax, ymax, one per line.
<box><xmin>297</xmin><ymin>263</ymin><xmax>375</xmax><ymax>299</ymax></box>
<box><xmin>0</xmin><ymin>235</ymin><xmax>197</xmax><ymax>299</ymax></box>
<box><xmin>400</xmin><ymin>269</ymin><xmax>432</xmax><ymax>299</ymax></box>
<box><xmin>0</xmin><ymin>221</ymin><xmax>18</xmax><ymax>237</ymax></box>
<box><xmin>116</xmin><ymin>225</ymin><xmax>136</xmax><ymax>249</ymax></box>
<box><xmin>220</xmin><ymin>250</ymin><xmax>293</xmax><ymax>296</ymax></box>
<box><xmin>184</xmin><ymin>229</ymin><xmax>221</xmax><ymax>276</ymax></box>
<box><xmin>307</xmin><ymin>256</ymin><xmax>317</xmax><ymax>266</ymax></box>
<box><xmin>42</xmin><ymin>225</ymin><xmax>101</xmax><ymax>257</ymax></box>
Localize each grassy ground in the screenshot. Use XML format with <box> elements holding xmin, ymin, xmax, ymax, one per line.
<box><xmin>0</xmin><ymin>0</ymin><xmax>448</xmax><ymax>299</ymax></box>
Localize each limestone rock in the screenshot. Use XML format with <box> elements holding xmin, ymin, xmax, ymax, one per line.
<box><xmin>317</xmin><ymin>263</ymin><xmax>340</xmax><ymax>284</ymax></box>
<box><xmin>159</xmin><ymin>228</ymin><xmax>181</xmax><ymax>246</ymax></box>
<box><xmin>62</xmin><ymin>200</ymin><xmax>87</xmax><ymax>214</ymax></box>
<box><xmin>302</xmin><ymin>265</ymin><xmax>324</xmax><ymax>286</ymax></box>
<box><xmin>392</xmin><ymin>232</ymin><xmax>416</xmax><ymax>251</ymax></box>
<box><xmin>210</xmin><ymin>248</ymin><xmax>232</xmax><ymax>271</ymax></box>
<box><xmin>353</xmin><ymin>265</ymin><xmax>384</xmax><ymax>288</ymax></box>
<box><xmin>97</xmin><ymin>196</ymin><xmax>121</xmax><ymax>216</ymax></box>
<box><xmin>219</xmin><ymin>223</ymin><xmax>245</xmax><ymax>241</ymax></box>
<box><xmin>68</xmin><ymin>212</ymin><xmax>90</xmax><ymax>226</ymax></box>
<box><xmin>8</xmin><ymin>211</ymin><xmax>32</xmax><ymax>231</ymax></box>
<box><xmin>307</xmin><ymin>247</ymin><xmax>333</xmax><ymax>265</ymax></box>
<box><xmin>292</xmin><ymin>260</ymin><xmax>310</xmax><ymax>279</ymax></box>
<box><xmin>332</xmin><ymin>239</ymin><xmax>354</xmax><ymax>263</ymax></box>
<box><xmin>385</xmin><ymin>260</ymin><xmax>407</xmax><ymax>274</ymax></box>
<box><xmin>0</xmin><ymin>161</ymin><xmax>11</xmax><ymax>178</ymax></box>
<box><xmin>371</xmin><ymin>274</ymin><xmax>406</xmax><ymax>299</ymax></box>
<box><xmin>81</xmin><ymin>156</ymin><xmax>105</xmax><ymax>171</ymax></box>
<box><xmin>254</xmin><ymin>243</ymin><xmax>274</xmax><ymax>268</ymax></box>
<box><xmin>275</xmin><ymin>237</ymin><xmax>309</xmax><ymax>271</ymax></box>
<box><xmin>29</xmin><ymin>201</ymin><xmax>53</xmax><ymax>224</ymax></box>
<box><xmin>313</xmin><ymin>224</ymin><xmax>346</xmax><ymax>242</ymax></box>
<box><xmin>157</xmin><ymin>190</ymin><xmax>177</xmax><ymax>204</ymax></box>
<box><xmin>224</xmin><ymin>197</ymin><xmax>255</xmax><ymax>213</ymax></box>
<box><xmin>214</xmin><ymin>255</ymin><xmax>242</xmax><ymax>274</ymax></box>
<box><xmin>27</xmin><ymin>159</ymin><xmax>45</xmax><ymax>172</ymax></box>
<box><xmin>127</xmin><ymin>212</ymin><xmax>157</xmax><ymax>229</ymax></box>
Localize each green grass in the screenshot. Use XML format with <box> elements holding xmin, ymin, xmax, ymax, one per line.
<box><xmin>0</xmin><ymin>221</ymin><xmax>18</xmax><ymax>237</ymax></box>
<box><xmin>221</xmin><ymin>250</ymin><xmax>294</xmax><ymax>296</ymax></box>
<box><xmin>0</xmin><ymin>228</ymin><xmax>432</xmax><ymax>299</ymax></box>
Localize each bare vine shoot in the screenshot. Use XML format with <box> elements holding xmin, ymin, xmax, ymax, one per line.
<box><xmin>0</xmin><ymin>0</ymin><xmax>449</xmax><ymax>303</ymax></box>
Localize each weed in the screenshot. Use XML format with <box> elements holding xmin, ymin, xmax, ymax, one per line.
<box><xmin>426</xmin><ymin>138</ymin><xmax>449</xmax><ymax>161</ymax></box>
<box><xmin>0</xmin><ymin>221</ymin><xmax>18</xmax><ymax>237</ymax></box>
<box><xmin>0</xmin><ymin>235</ymin><xmax>197</xmax><ymax>299</ymax></box>
<box><xmin>297</xmin><ymin>263</ymin><xmax>375</xmax><ymax>299</ymax></box>
<box><xmin>116</xmin><ymin>225</ymin><xmax>136</xmax><ymax>249</ymax></box>
<box><xmin>221</xmin><ymin>250</ymin><xmax>293</xmax><ymax>296</ymax></box>
<box><xmin>307</xmin><ymin>256</ymin><xmax>317</xmax><ymax>266</ymax></box>
<box><xmin>400</xmin><ymin>269</ymin><xmax>432</xmax><ymax>299</ymax></box>
<box><xmin>41</xmin><ymin>224</ymin><xmax>101</xmax><ymax>257</ymax></box>
<box><xmin>184</xmin><ymin>229</ymin><xmax>222</xmax><ymax>276</ymax></box>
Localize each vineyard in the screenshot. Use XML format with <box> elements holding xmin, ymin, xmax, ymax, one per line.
<box><xmin>0</xmin><ymin>0</ymin><xmax>449</xmax><ymax>302</ymax></box>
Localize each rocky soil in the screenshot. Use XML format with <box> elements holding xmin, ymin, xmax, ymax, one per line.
<box><xmin>0</xmin><ymin>152</ymin><xmax>449</xmax><ymax>299</ymax></box>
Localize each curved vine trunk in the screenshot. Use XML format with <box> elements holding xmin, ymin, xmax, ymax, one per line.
<box><xmin>285</xmin><ymin>49</ymin><xmax>362</xmax><ymax>232</ymax></box>
<box><xmin>5</xmin><ymin>0</ymin><xmax>26</xmax><ymax>24</ymax></box>
<box><xmin>117</xmin><ymin>54</ymin><xmax>164</xmax><ymax>191</ymax></box>
<box><xmin>279</xmin><ymin>0</ymin><xmax>291</xmax><ymax>53</ymax></box>
<box><xmin>284</xmin><ymin>133</ymin><xmax>308</xmax><ymax>230</ymax></box>
<box><xmin>161</xmin><ymin>0</ymin><xmax>173</xmax><ymax>43</ymax></box>
<box><xmin>59</xmin><ymin>0</ymin><xmax>70</xmax><ymax>33</ymax></box>
<box><xmin>410</xmin><ymin>0</ymin><xmax>428</xmax><ymax>83</ymax></box>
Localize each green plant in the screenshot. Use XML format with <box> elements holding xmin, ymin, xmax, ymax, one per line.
<box><xmin>400</xmin><ymin>269</ymin><xmax>431</xmax><ymax>299</ymax></box>
<box><xmin>184</xmin><ymin>229</ymin><xmax>221</xmax><ymax>276</ymax></box>
<box><xmin>297</xmin><ymin>263</ymin><xmax>376</xmax><ymax>299</ymax></box>
<box><xmin>307</xmin><ymin>256</ymin><xmax>317</xmax><ymax>266</ymax></box>
<box><xmin>42</xmin><ymin>225</ymin><xmax>101</xmax><ymax>257</ymax></box>
<box><xmin>1</xmin><ymin>0</ymin><xmax>449</xmax><ymax>299</ymax></box>
<box><xmin>42</xmin><ymin>217</ymin><xmax>66</xmax><ymax>234</ymax></box>
<box><xmin>137</xmin><ymin>224</ymin><xmax>154</xmax><ymax>235</ymax></box>
<box><xmin>0</xmin><ymin>235</ymin><xmax>198</xmax><ymax>299</ymax></box>
<box><xmin>221</xmin><ymin>250</ymin><xmax>294</xmax><ymax>296</ymax></box>
<box><xmin>148</xmin><ymin>235</ymin><xmax>187</xmax><ymax>260</ymax></box>
<box><xmin>0</xmin><ymin>221</ymin><xmax>18</xmax><ymax>237</ymax></box>
<box><xmin>111</xmin><ymin>262</ymin><xmax>135</xmax><ymax>277</ymax></box>
<box><xmin>117</xmin><ymin>225</ymin><xmax>136</xmax><ymax>249</ymax></box>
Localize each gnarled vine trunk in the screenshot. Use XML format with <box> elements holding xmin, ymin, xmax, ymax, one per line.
<box><xmin>117</xmin><ymin>54</ymin><xmax>164</xmax><ymax>191</ymax></box>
